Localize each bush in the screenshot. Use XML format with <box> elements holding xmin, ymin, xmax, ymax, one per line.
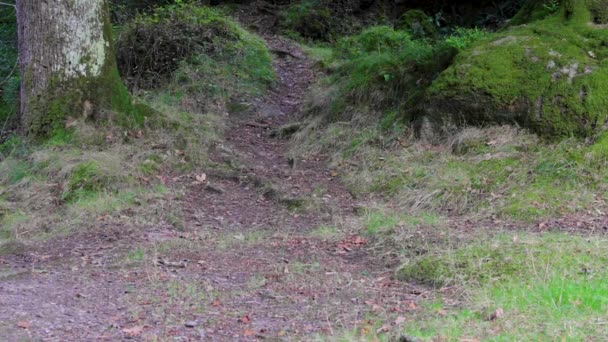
<box><xmin>396</xmin><ymin>10</ymin><xmax>437</xmax><ymax>39</ymax></box>
<box><xmin>306</xmin><ymin>26</ymin><xmax>456</xmax><ymax>124</ymax></box>
<box><xmin>443</xmin><ymin>27</ymin><xmax>489</xmax><ymax>50</ymax></box>
<box><xmin>280</xmin><ymin>0</ymin><xmax>334</xmax><ymax>41</ymax></box>
<box><xmin>116</xmin><ymin>2</ymin><xmax>273</xmax><ymax>91</ymax></box>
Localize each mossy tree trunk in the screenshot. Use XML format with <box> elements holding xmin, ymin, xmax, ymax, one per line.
<box><xmin>16</xmin><ymin>0</ymin><xmax>139</xmax><ymax>137</ymax></box>
<box><xmin>512</xmin><ymin>0</ymin><xmax>593</xmax><ymax>25</ymax></box>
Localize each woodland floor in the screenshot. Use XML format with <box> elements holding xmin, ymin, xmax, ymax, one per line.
<box><xmin>3</xmin><ymin>12</ymin><xmax>608</xmax><ymax>342</ymax></box>
<box><xmin>0</xmin><ymin>26</ymin><xmax>432</xmax><ymax>341</ymax></box>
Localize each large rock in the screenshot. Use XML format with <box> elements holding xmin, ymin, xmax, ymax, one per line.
<box><xmin>418</xmin><ymin>4</ymin><xmax>608</xmax><ymax>138</ymax></box>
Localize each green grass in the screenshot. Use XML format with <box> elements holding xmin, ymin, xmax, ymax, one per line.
<box><xmin>326</xmin><ymin>232</ymin><xmax>608</xmax><ymax>341</ymax></box>
<box><xmin>363</xmin><ymin>210</ymin><xmax>442</xmax><ymax>235</ymax></box>
<box><xmin>309</xmin><ymin>225</ymin><xmax>341</xmax><ymax>240</ymax></box>
<box><xmin>394</xmin><ymin>233</ymin><xmax>608</xmax><ymax>341</ymax></box>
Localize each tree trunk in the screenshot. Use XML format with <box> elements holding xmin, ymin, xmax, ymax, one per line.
<box><xmin>511</xmin><ymin>0</ymin><xmax>592</xmax><ymax>25</ymax></box>
<box><xmin>16</xmin><ymin>0</ymin><xmax>143</xmax><ymax>137</ymax></box>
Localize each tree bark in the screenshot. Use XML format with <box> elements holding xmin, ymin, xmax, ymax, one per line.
<box><xmin>16</xmin><ymin>0</ymin><xmax>141</xmax><ymax>137</ymax></box>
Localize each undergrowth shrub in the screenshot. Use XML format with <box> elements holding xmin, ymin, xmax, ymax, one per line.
<box><xmin>116</xmin><ymin>2</ymin><xmax>273</xmax><ymax>92</ymax></box>
<box><xmin>279</xmin><ymin>0</ymin><xmax>389</xmax><ymax>42</ymax></box>
<box><xmin>280</xmin><ymin>0</ymin><xmax>334</xmax><ymax>41</ymax></box>
<box><xmin>395</xmin><ymin>9</ymin><xmax>437</xmax><ymax>39</ymax></box>
<box><xmin>305</xmin><ymin>26</ymin><xmax>456</xmax><ymax>125</ymax></box>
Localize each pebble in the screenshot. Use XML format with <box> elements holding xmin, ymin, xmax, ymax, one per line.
<box><xmin>185</xmin><ymin>321</ymin><xmax>198</xmax><ymax>328</ymax></box>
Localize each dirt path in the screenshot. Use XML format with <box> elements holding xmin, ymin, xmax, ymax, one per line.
<box><xmin>0</xmin><ymin>33</ymin><xmax>426</xmax><ymax>341</ymax></box>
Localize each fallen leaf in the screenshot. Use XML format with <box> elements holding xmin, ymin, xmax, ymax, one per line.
<box><xmin>352</xmin><ymin>236</ymin><xmax>367</xmax><ymax>245</ymax></box>
<box><xmin>122</xmin><ymin>326</ymin><xmax>144</xmax><ymax>337</ymax></box>
<box><xmin>395</xmin><ymin>316</ymin><xmax>406</xmax><ymax>325</ymax></box>
<box><xmin>195</xmin><ymin>173</ymin><xmax>207</xmax><ymax>183</ymax></box>
<box><xmin>376</xmin><ymin>324</ymin><xmax>391</xmax><ymax>334</ymax></box>
<box><xmin>488</xmin><ymin>308</ymin><xmax>504</xmax><ymax>321</ymax></box>
<box><xmin>17</xmin><ymin>321</ymin><xmax>31</xmax><ymax>329</ymax></box>
<box><xmin>211</xmin><ymin>299</ymin><xmax>221</xmax><ymax>307</ymax></box>
<box><xmin>155</xmin><ymin>175</ymin><xmax>168</xmax><ymax>185</ymax></box>
<box><xmin>243</xmin><ymin>329</ymin><xmax>255</xmax><ymax>336</ymax></box>
<box><xmin>239</xmin><ymin>315</ymin><xmax>251</xmax><ymax>324</ymax></box>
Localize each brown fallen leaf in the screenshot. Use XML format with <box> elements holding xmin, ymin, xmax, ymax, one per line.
<box><xmin>353</xmin><ymin>236</ymin><xmax>367</xmax><ymax>245</ymax></box>
<box><xmin>239</xmin><ymin>315</ymin><xmax>251</xmax><ymax>324</ymax></box>
<box><xmin>211</xmin><ymin>299</ymin><xmax>221</xmax><ymax>307</ymax></box>
<box><xmin>17</xmin><ymin>321</ymin><xmax>31</xmax><ymax>329</ymax></box>
<box><xmin>395</xmin><ymin>316</ymin><xmax>406</xmax><ymax>325</ymax></box>
<box><xmin>122</xmin><ymin>326</ymin><xmax>144</xmax><ymax>337</ymax></box>
<box><xmin>488</xmin><ymin>308</ymin><xmax>504</xmax><ymax>321</ymax></box>
<box><xmin>243</xmin><ymin>329</ymin><xmax>255</xmax><ymax>336</ymax></box>
<box><xmin>376</xmin><ymin>324</ymin><xmax>391</xmax><ymax>334</ymax></box>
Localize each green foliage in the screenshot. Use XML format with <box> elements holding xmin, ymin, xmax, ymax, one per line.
<box><xmin>335</xmin><ymin>26</ymin><xmax>417</xmax><ymax>59</ymax></box>
<box><xmin>543</xmin><ymin>0</ymin><xmax>561</xmax><ymax>13</ymax></box>
<box><xmin>280</xmin><ymin>0</ymin><xmax>333</xmax><ymax>41</ymax></box>
<box><xmin>443</xmin><ymin>27</ymin><xmax>489</xmax><ymax>50</ymax></box>
<box><xmin>309</xmin><ymin>26</ymin><xmax>456</xmax><ymax>125</ymax></box>
<box><xmin>64</xmin><ymin>161</ymin><xmax>116</xmax><ymax>202</ymax></box>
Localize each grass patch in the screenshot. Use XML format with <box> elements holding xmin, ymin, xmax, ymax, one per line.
<box><xmin>309</xmin><ymin>225</ymin><xmax>341</xmax><ymax>240</ymax></box>
<box><xmin>395</xmin><ymin>233</ymin><xmax>608</xmax><ymax>341</ymax></box>
<box><xmin>294</xmin><ymin>123</ymin><xmax>607</xmax><ymax>221</ymax></box>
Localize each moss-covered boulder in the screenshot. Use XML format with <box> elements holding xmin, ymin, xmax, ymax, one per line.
<box><xmin>419</xmin><ymin>1</ymin><xmax>608</xmax><ymax>138</ymax></box>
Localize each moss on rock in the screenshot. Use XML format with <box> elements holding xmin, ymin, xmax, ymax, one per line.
<box><xmin>419</xmin><ymin>2</ymin><xmax>608</xmax><ymax>138</ymax></box>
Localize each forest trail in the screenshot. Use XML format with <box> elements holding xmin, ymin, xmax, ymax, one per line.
<box><xmin>0</xmin><ymin>26</ymin><xmax>426</xmax><ymax>341</ymax></box>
